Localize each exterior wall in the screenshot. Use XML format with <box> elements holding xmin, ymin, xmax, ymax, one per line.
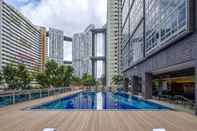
<box><xmin>122</xmin><ymin>0</ymin><xmax>197</xmax><ymax>114</ymax></box>
<box><xmin>48</xmin><ymin>28</ymin><xmax>64</xmax><ymax>65</ymax></box>
<box><xmin>0</xmin><ymin>0</ymin><xmax>41</xmax><ymax>71</ymax></box>
<box><xmin>107</xmin><ymin>0</ymin><xmax>122</xmax><ymax>86</ymax></box>
<box><xmin>124</xmin><ymin>34</ymin><xmax>197</xmax><ymax>78</ymax></box>
<box><xmin>38</xmin><ymin>26</ymin><xmax>47</xmax><ymax>70</ymax></box>
<box><xmin>0</xmin><ymin>0</ymin><xmax>2</xmax><ymax>71</ymax></box>
<box><xmin>122</xmin><ymin>0</ymin><xmax>196</xmax><ymax>79</ymax></box>
<box><xmin>194</xmin><ymin>0</ymin><xmax>197</xmax><ymax>116</ymax></box>
<box><xmin>195</xmin><ymin>60</ymin><xmax>197</xmax><ymax>115</ymax></box>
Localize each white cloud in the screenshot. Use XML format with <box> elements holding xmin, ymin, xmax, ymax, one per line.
<box><xmin>19</xmin><ymin>0</ymin><xmax>107</xmax><ymax>36</ymax></box>
<box><xmin>6</xmin><ymin>0</ymin><xmax>107</xmax><ymax>61</ymax></box>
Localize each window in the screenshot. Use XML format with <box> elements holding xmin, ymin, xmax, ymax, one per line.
<box><xmin>145</xmin><ymin>0</ymin><xmax>189</xmax><ymax>53</ymax></box>
<box><xmin>122</xmin><ymin>18</ymin><xmax>129</xmax><ymax>45</ymax></box>
<box><xmin>122</xmin><ymin>0</ymin><xmax>130</xmax><ymax>25</ymax></box>
<box><xmin>130</xmin><ymin>0</ymin><xmax>143</xmax><ymax>35</ymax></box>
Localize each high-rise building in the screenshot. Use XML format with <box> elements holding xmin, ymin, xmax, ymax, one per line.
<box><xmin>37</xmin><ymin>26</ymin><xmax>48</xmax><ymax>70</ymax></box>
<box><xmin>72</xmin><ymin>24</ymin><xmax>94</xmax><ymax>77</ymax></box>
<box><xmin>0</xmin><ymin>0</ymin><xmax>41</xmax><ymax>71</ymax></box>
<box><xmin>121</xmin><ymin>0</ymin><xmax>197</xmax><ymax>114</ymax></box>
<box><xmin>107</xmin><ymin>0</ymin><xmax>122</xmax><ymax>86</ymax></box>
<box><xmin>48</xmin><ymin>28</ymin><xmax>64</xmax><ymax>64</ymax></box>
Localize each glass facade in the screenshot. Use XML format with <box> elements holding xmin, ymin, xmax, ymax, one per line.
<box><xmin>122</xmin><ymin>0</ymin><xmax>144</xmax><ymax>69</ymax></box>
<box><xmin>121</xmin><ymin>0</ymin><xmax>190</xmax><ymax>70</ymax></box>
<box><xmin>145</xmin><ymin>0</ymin><xmax>188</xmax><ymax>53</ymax></box>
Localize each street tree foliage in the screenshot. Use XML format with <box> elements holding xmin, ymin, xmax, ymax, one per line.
<box><xmin>35</xmin><ymin>72</ymin><xmax>49</xmax><ymax>88</ymax></box>
<box><xmin>82</xmin><ymin>73</ymin><xmax>96</xmax><ymax>87</ymax></box>
<box><xmin>1</xmin><ymin>60</ymin><xmax>75</xmax><ymax>90</ymax></box>
<box><xmin>35</xmin><ymin>60</ymin><xmax>74</xmax><ymax>88</ymax></box>
<box><xmin>3</xmin><ymin>64</ymin><xmax>32</xmax><ymax>90</ymax></box>
<box><xmin>45</xmin><ymin>59</ymin><xmax>59</xmax><ymax>87</ymax></box>
<box><xmin>3</xmin><ymin>64</ymin><xmax>18</xmax><ymax>90</ymax></box>
<box><xmin>71</xmin><ymin>75</ymin><xmax>81</xmax><ymax>86</ymax></box>
<box><xmin>0</xmin><ymin>72</ymin><xmax>4</xmax><ymax>85</ymax></box>
<box><xmin>17</xmin><ymin>64</ymin><xmax>33</xmax><ymax>90</ymax></box>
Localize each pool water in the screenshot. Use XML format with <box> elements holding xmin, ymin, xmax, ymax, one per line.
<box><xmin>31</xmin><ymin>91</ymin><xmax>171</xmax><ymax>110</ymax></box>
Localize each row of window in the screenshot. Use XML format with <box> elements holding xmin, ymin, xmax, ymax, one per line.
<box><xmin>145</xmin><ymin>0</ymin><xmax>188</xmax><ymax>53</ymax></box>
<box><xmin>121</xmin><ymin>0</ymin><xmax>189</xmax><ymax>70</ymax></box>
<box><xmin>122</xmin><ymin>0</ymin><xmax>144</xmax><ymax>69</ymax></box>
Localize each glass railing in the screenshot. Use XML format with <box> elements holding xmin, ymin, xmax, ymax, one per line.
<box><xmin>0</xmin><ymin>87</ymin><xmax>72</xmax><ymax>108</ymax></box>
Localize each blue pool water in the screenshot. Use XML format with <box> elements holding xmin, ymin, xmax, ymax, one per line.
<box><xmin>31</xmin><ymin>91</ymin><xmax>171</xmax><ymax>110</ymax></box>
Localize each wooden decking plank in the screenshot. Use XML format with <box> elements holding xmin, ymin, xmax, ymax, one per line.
<box><xmin>0</xmin><ymin>91</ymin><xmax>196</xmax><ymax>131</ymax></box>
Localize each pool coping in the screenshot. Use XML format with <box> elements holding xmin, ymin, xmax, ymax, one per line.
<box><xmin>23</xmin><ymin>91</ymin><xmax>175</xmax><ymax>112</ymax></box>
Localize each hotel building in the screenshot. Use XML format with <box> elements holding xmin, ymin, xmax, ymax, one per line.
<box><xmin>121</xmin><ymin>0</ymin><xmax>197</xmax><ymax>114</ymax></box>
<box><xmin>0</xmin><ymin>0</ymin><xmax>41</xmax><ymax>71</ymax></box>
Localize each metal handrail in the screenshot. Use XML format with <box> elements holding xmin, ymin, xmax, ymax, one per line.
<box><xmin>174</xmin><ymin>95</ymin><xmax>195</xmax><ymax>107</ymax></box>
<box><xmin>0</xmin><ymin>87</ymin><xmax>71</xmax><ymax>106</ymax></box>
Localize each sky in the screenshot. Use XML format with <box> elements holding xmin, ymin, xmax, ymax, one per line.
<box><xmin>5</xmin><ymin>0</ymin><xmax>107</xmax><ymax>61</ymax></box>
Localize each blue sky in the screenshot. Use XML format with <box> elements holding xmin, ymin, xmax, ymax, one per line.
<box><xmin>5</xmin><ymin>0</ymin><xmax>107</xmax><ymax>61</ymax></box>
<box><xmin>6</xmin><ymin>0</ymin><xmax>40</xmax><ymax>8</ymax></box>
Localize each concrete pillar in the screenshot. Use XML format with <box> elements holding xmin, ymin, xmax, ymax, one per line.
<box><xmin>195</xmin><ymin>84</ymin><xmax>197</xmax><ymax>116</ymax></box>
<box><xmin>131</xmin><ymin>76</ymin><xmax>139</xmax><ymax>95</ymax></box>
<box><xmin>195</xmin><ymin>65</ymin><xmax>197</xmax><ymax>115</ymax></box>
<box><xmin>142</xmin><ymin>73</ymin><xmax>152</xmax><ymax>99</ymax></box>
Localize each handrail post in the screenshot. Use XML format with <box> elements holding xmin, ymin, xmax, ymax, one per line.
<box><xmin>12</xmin><ymin>91</ymin><xmax>15</xmax><ymax>104</ymax></box>
<box><xmin>29</xmin><ymin>90</ymin><xmax>31</xmax><ymax>101</ymax></box>
<box><xmin>40</xmin><ymin>89</ymin><xmax>42</xmax><ymax>98</ymax></box>
<box><xmin>48</xmin><ymin>88</ymin><xmax>49</xmax><ymax>96</ymax></box>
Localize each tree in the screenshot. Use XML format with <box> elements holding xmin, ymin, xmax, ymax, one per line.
<box><xmin>53</xmin><ymin>65</ymin><xmax>74</xmax><ymax>87</ymax></box>
<box><xmin>71</xmin><ymin>75</ymin><xmax>81</xmax><ymax>86</ymax></box>
<box><xmin>45</xmin><ymin>60</ymin><xmax>58</xmax><ymax>87</ymax></box>
<box><xmin>63</xmin><ymin>66</ymin><xmax>74</xmax><ymax>86</ymax></box>
<box><xmin>17</xmin><ymin>64</ymin><xmax>32</xmax><ymax>90</ymax></box>
<box><xmin>82</xmin><ymin>73</ymin><xmax>96</xmax><ymax>87</ymax></box>
<box><xmin>3</xmin><ymin>64</ymin><xmax>18</xmax><ymax>90</ymax></box>
<box><xmin>0</xmin><ymin>72</ymin><xmax>3</xmax><ymax>85</ymax></box>
<box><xmin>35</xmin><ymin>72</ymin><xmax>49</xmax><ymax>88</ymax></box>
<box><xmin>3</xmin><ymin>64</ymin><xmax>33</xmax><ymax>90</ymax></box>
<box><xmin>112</xmin><ymin>74</ymin><xmax>124</xmax><ymax>85</ymax></box>
<box><xmin>39</xmin><ymin>60</ymin><xmax>74</xmax><ymax>88</ymax></box>
<box><xmin>0</xmin><ymin>72</ymin><xmax>4</xmax><ymax>89</ymax></box>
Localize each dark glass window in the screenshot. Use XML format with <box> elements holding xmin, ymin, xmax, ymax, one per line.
<box><xmin>145</xmin><ymin>0</ymin><xmax>188</xmax><ymax>53</ymax></box>
<box><xmin>122</xmin><ymin>0</ymin><xmax>130</xmax><ymax>25</ymax></box>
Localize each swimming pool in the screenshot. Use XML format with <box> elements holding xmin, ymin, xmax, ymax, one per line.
<box><xmin>30</xmin><ymin>91</ymin><xmax>171</xmax><ymax>110</ymax></box>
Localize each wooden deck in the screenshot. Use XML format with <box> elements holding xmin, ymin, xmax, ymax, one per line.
<box><xmin>0</xmin><ymin>91</ymin><xmax>197</xmax><ymax>131</ymax></box>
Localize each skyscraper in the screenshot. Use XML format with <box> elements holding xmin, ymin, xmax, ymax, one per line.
<box><xmin>0</xmin><ymin>0</ymin><xmax>41</xmax><ymax>71</ymax></box>
<box><xmin>37</xmin><ymin>26</ymin><xmax>48</xmax><ymax>70</ymax></box>
<box><xmin>48</xmin><ymin>28</ymin><xmax>64</xmax><ymax>64</ymax></box>
<box><xmin>106</xmin><ymin>0</ymin><xmax>122</xmax><ymax>86</ymax></box>
<box><xmin>72</xmin><ymin>24</ymin><xmax>95</xmax><ymax>77</ymax></box>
